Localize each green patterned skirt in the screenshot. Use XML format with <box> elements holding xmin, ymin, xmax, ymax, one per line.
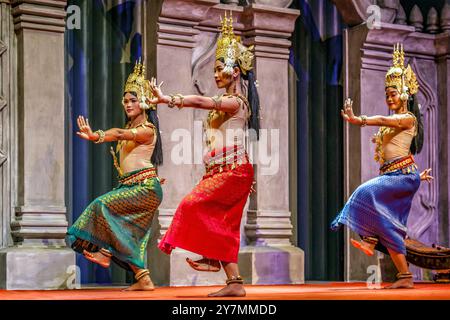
<box><xmin>67</xmin><ymin>166</ymin><xmax>163</xmax><ymax>270</ymax></box>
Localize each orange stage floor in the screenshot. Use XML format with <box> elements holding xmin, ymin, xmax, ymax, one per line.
<box><xmin>1</xmin><ymin>282</ymin><xmax>450</xmax><ymax>300</ymax></box>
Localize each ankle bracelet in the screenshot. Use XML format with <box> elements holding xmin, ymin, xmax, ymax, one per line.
<box><xmin>226</xmin><ymin>276</ymin><xmax>243</xmax><ymax>285</ymax></box>
<box><xmin>135</xmin><ymin>269</ymin><xmax>150</xmax><ymax>281</ymax></box>
<box><xmin>396</xmin><ymin>272</ymin><xmax>413</xmax><ymax>280</ymax></box>
<box><xmin>362</xmin><ymin>236</ymin><xmax>378</xmax><ymax>245</ymax></box>
<box><xmin>99</xmin><ymin>248</ymin><xmax>113</xmax><ymax>258</ymax></box>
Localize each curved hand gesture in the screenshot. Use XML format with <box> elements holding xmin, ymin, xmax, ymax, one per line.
<box><xmin>341</xmin><ymin>98</ymin><xmax>362</xmax><ymax>126</ymax></box>
<box><xmin>148</xmin><ymin>77</ymin><xmax>165</xmax><ymax>104</ymax></box>
<box><xmin>76</xmin><ymin>115</ymin><xmax>95</xmax><ymax>141</ymax></box>
<box><xmin>420</xmin><ymin>168</ymin><xmax>433</xmax><ymax>183</ymax></box>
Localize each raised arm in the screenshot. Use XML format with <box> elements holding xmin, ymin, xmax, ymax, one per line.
<box><xmin>341</xmin><ymin>98</ymin><xmax>415</xmax><ymax>130</ymax></box>
<box><xmin>148</xmin><ymin>78</ymin><xmax>239</xmax><ymax>113</ymax></box>
<box><xmin>76</xmin><ymin>116</ymin><xmax>154</xmax><ymax>144</ymax></box>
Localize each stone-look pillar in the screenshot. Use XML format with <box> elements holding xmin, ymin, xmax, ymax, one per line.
<box><xmin>0</xmin><ymin>0</ymin><xmax>75</xmax><ymax>290</ymax></box>
<box><xmin>238</xmin><ymin>4</ymin><xmax>303</xmax><ymax>285</ymax></box>
<box><xmin>342</xmin><ymin>21</ymin><xmax>442</xmax><ymax>281</ymax></box>
<box><xmin>0</xmin><ymin>0</ymin><xmax>14</xmax><ymax>250</ymax></box>
<box><xmin>436</xmin><ymin>33</ymin><xmax>450</xmax><ymax>246</ymax></box>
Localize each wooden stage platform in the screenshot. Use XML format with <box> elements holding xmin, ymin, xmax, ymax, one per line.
<box><xmin>1</xmin><ymin>282</ymin><xmax>450</xmax><ymax>300</ymax></box>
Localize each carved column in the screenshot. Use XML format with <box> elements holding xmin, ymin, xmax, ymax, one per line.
<box><xmin>0</xmin><ymin>0</ymin><xmax>75</xmax><ymax>290</ymax></box>
<box><xmin>0</xmin><ymin>0</ymin><xmax>13</xmax><ymax>250</ymax></box>
<box><xmin>436</xmin><ymin>33</ymin><xmax>450</xmax><ymax>247</ymax></box>
<box><xmin>237</xmin><ymin>4</ymin><xmax>303</xmax><ymax>284</ymax></box>
<box><xmin>242</xmin><ymin>4</ymin><xmax>298</xmax><ymax>246</ymax></box>
<box><xmin>436</xmin><ymin>0</ymin><xmax>450</xmax><ymax>254</ymax></box>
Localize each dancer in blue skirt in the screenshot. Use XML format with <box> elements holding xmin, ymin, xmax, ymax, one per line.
<box><xmin>331</xmin><ymin>44</ymin><xmax>433</xmax><ymax>289</ymax></box>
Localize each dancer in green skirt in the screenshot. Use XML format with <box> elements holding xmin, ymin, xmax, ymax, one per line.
<box><xmin>67</xmin><ymin>61</ymin><xmax>163</xmax><ymax>291</ymax></box>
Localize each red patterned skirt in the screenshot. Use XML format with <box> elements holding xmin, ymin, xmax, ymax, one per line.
<box><xmin>158</xmin><ymin>145</ymin><xmax>254</xmax><ymax>263</ymax></box>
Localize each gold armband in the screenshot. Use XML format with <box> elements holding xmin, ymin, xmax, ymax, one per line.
<box><xmin>130</xmin><ymin>128</ymin><xmax>138</xmax><ymax>141</ymax></box>
<box><xmin>211</xmin><ymin>95</ymin><xmax>222</xmax><ymax>110</ymax></box>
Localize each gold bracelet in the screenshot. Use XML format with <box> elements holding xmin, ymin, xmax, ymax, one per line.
<box><xmin>174</xmin><ymin>94</ymin><xmax>185</xmax><ymax>109</ymax></box>
<box><xmin>360</xmin><ymin>115</ymin><xmax>367</xmax><ymax>127</ymax></box>
<box><xmin>168</xmin><ymin>94</ymin><xmax>184</xmax><ymax>109</ymax></box>
<box><xmin>168</xmin><ymin>95</ymin><xmax>176</xmax><ymax>108</ymax></box>
<box><xmin>94</xmin><ymin>129</ymin><xmax>105</xmax><ymax>144</ymax></box>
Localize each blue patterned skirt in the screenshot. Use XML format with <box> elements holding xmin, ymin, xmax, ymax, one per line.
<box><xmin>331</xmin><ymin>163</ymin><xmax>420</xmax><ymax>254</ymax></box>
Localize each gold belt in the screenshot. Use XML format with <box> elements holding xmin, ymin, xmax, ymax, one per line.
<box><xmin>119</xmin><ymin>167</ymin><xmax>158</xmax><ymax>185</ymax></box>
<box><xmin>380</xmin><ymin>155</ymin><xmax>415</xmax><ymax>175</ymax></box>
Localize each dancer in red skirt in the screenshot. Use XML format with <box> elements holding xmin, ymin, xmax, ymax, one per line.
<box><xmin>148</xmin><ymin>13</ymin><xmax>260</xmax><ymax>297</ymax></box>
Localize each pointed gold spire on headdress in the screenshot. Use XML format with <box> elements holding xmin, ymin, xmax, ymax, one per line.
<box><xmin>385</xmin><ymin>43</ymin><xmax>419</xmax><ymax>99</ymax></box>
<box><xmin>123</xmin><ymin>59</ymin><xmax>155</xmax><ymax>110</ymax></box>
<box><xmin>215</xmin><ymin>11</ymin><xmax>254</xmax><ymax>75</ymax></box>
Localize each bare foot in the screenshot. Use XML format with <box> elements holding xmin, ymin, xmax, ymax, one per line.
<box><xmin>207</xmin><ymin>283</ymin><xmax>246</xmax><ymax>297</ymax></box>
<box><xmin>186</xmin><ymin>257</ymin><xmax>221</xmax><ymax>272</ymax></box>
<box><xmin>350</xmin><ymin>239</ymin><xmax>375</xmax><ymax>256</ymax></box>
<box><xmin>122</xmin><ymin>275</ymin><xmax>155</xmax><ymax>291</ymax></box>
<box><xmin>83</xmin><ymin>250</ymin><xmax>111</xmax><ymax>268</ymax></box>
<box><xmin>384</xmin><ymin>278</ymin><xmax>414</xmax><ymax>289</ymax></box>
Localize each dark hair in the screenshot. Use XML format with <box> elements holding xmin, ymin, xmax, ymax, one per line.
<box><xmin>407</xmin><ymin>94</ymin><xmax>423</xmax><ymax>155</ymax></box>
<box><xmin>217</xmin><ymin>58</ymin><xmax>260</xmax><ymax>140</ymax></box>
<box><xmin>123</xmin><ymin>92</ymin><xmax>163</xmax><ymax>165</ymax></box>
<box><xmin>241</xmin><ymin>69</ymin><xmax>261</xmax><ymax>140</ymax></box>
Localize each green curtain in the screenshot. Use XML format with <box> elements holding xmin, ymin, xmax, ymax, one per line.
<box><xmin>291</xmin><ymin>0</ymin><xmax>344</xmax><ymax>281</ymax></box>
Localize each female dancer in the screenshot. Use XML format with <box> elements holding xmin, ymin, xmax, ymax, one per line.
<box><xmin>332</xmin><ymin>44</ymin><xmax>433</xmax><ymax>289</ymax></box>
<box><xmin>149</xmin><ymin>13</ymin><xmax>259</xmax><ymax>297</ymax></box>
<box><xmin>67</xmin><ymin>61</ymin><xmax>163</xmax><ymax>291</ymax></box>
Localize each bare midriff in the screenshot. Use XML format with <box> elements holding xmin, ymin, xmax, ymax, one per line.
<box><xmin>119</xmin><ymin>135</ymin><xmax>156</xmax><ymax>174</ymax></box>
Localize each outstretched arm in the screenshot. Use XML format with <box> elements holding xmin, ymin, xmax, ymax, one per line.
<box><xmin>148</xmin><ymin>78</ymin><xmax>239</xmax><ymax>113</ymax></box>
<box><xmin>341</xmin><ymin>98</ymin><xmax>415</xmax><ymax>130</ymax></box>
<box><xmin>76</xmin><ymin>116</ymin><xmax>153</xmax><ymax>144</ymax></box>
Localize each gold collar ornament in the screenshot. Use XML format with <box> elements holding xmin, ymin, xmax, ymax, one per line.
<box><xmin>385</xmin><ymin>43</ymin><xmax>419</xmax><ymax>101</ymax></box>
<box><xmin>215</xmin><ymin>12</ymin><xmax>254</xmax><ymax>75</ymax></box>
<box><xmin>123</xmin><ymin>59</ymin><xmax>156</xmax><ymax>110</ymax></box>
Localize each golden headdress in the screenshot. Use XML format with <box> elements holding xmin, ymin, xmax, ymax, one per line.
<box><xmin>123</xmin><ymin>59</ymin><xmax>155</xmax><ymax>110</ymax></box>
<box><xmin>215</xmin><ymin>12</ymin><xmax>254</xmax><ymax>75</ymax></box>
<box><xmin>385</xmin><ymin>43</ymin><xmax>419</xmax><ymax>101</ymax></box>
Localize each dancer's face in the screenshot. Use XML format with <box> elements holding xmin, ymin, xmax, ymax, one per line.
<box><xmin>214</xmin><ymin>60</ymin><xmax>233</xmax><ymax>89</ymax></box>
<box><xmin>123</xmin><ymin>92</ymin><xmax>143</xmax><ymax>118</ymax></box>
<box><xmin>385</xmin><ymin>87</ymin><xmax>403</xmax><ymax>111</ymax></box>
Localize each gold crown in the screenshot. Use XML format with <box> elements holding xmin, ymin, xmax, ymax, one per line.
<box><xmin>124</xmin><ymin>59</ymin><xmax>155</xmax><ymax>110</ymax></box>
<box><xmin>215</xmin><ymin>12</ymin><xmax>254</xmax><ymax>75</ymax></box>
<box><xmin>385</xmin><ymin>43</ymin><xmax>419</xmax><ymax>97</ymax></box>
